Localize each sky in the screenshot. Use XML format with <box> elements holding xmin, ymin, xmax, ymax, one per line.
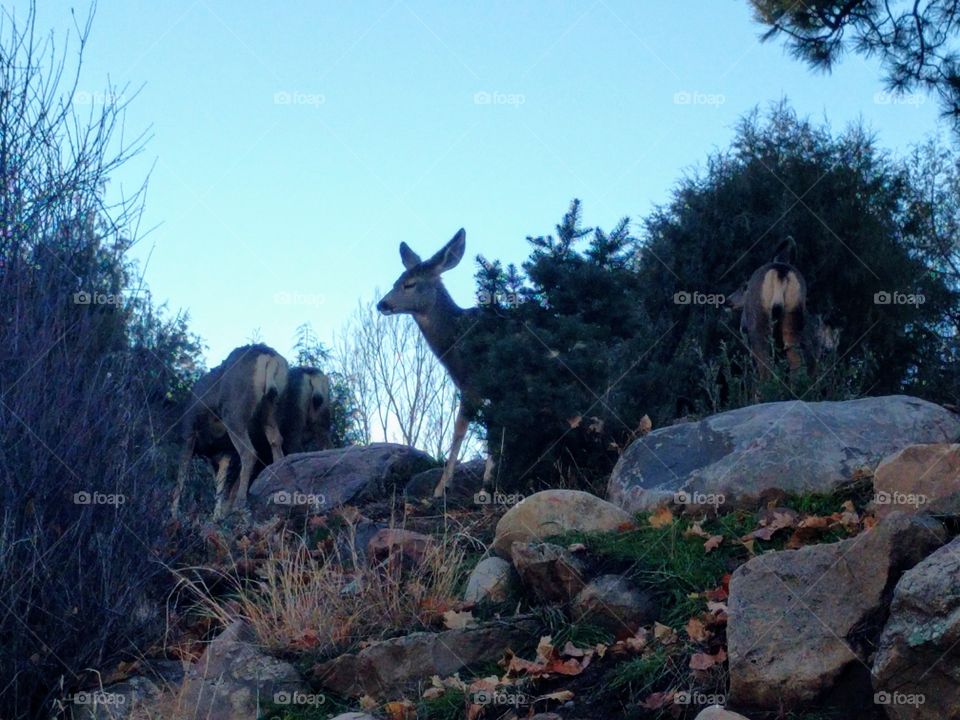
<box><xmin>25</xmin><ymin>0</ymin><xmax>945</xmax><ymax>366</ymax></box>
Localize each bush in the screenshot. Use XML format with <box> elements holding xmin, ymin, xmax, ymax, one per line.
<box><xmin>0</xmin><ymin>8</ymin><xmax>200</xmax><ymax>718</ymax></box>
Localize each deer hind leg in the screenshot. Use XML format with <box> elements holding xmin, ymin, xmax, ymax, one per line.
<box><xmin>172</xmin><ymin>435</ymin><xmax>196</xmax><ymax>517</ymax></box>
<box><xmin>748</xmin><ymin>313</ymin><xmax>773</xmax><ymax>382</ymax></box>
<box><xmin>434</xmin><ymin>402</ymin><xmax>469</xmax><ymax>498</ymax></box>
<box><xmin>225</xmin><ymin>427</ymin><xmax>258</xmax><ymax>513</ymax></box>
<box><xmin>262</xmin><ymin>400</ymin><xmax>285</xmax><ymax>464</ymax></box>
<box><xmin>781</xmin><ymin>308</ymin><xmax>805</xmax><ymax>373</ymax></box>
<box><xmin>211</xmin><ymin>454</ymin><xmax>232</xmax><ymax>520</ymax></box>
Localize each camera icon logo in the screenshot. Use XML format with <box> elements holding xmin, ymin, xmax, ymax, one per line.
<box><xmin>674</xmin><ymin>291</ymin><xmax>692</xmax><ymax>305</ymax></box>
<box><xmin>73</xmin><ymin>291</ymin><xmax>91</xmax><ymax>305</ymax></box>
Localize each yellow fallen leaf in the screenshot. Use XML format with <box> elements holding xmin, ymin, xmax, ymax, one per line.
<box><xmin>648</xmin><ymin>506</ymin><xmax>674</xmax><ymax>528</ymax></box>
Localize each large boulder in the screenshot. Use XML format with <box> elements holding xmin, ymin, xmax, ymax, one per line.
<box><xmin>609</xmin><ymin>396</ymin><xmax>960</xmax><ymax>514</ymax></box>
<box><xmin>249</xmin><ymin>444</ymin><xmax>434</xmax><ymax>518</ymax></box>
<box><xmin>572</xmin><ymin>574</ymin><xmax>658</xmax><ymax>638</ymax></box>
<box><xmin>313</xmin><ymin>618</ymin><xmax>539</xmax><ymax>699</ymax></box>
<box><xmin>492</xmin><ymin>489</ymin><xmax>634</xmax><ymax>557</ymax></box>
<box><xmin>727</xmin><ymin>512</ymin><xmax>946</xmax><ymax>710</ymax></box>
<box><xmin>510</xmin><ymin>542</ymin><xmax>588</xmax><ymax>605</ymax></box>
<box><xmin>693</xmin><ymin>709</ymin><xmax>754</xmax><ymax>720</ymax></box>
<box><xmin>404</xmin><ymin>458</ymin><xmax>486</xmax><ymax>506</ymax></box>
<box><xmin>464</xmin><ymin>556</ymin><xmax>519</xmax><ymax>604</ymax></box>
<box><xmin>134</xmin><ymin>621</ymin><xmax>305</xmax><ymax>720</ymax></box>
<box><xmin>69</xmin><ymin>661</ymin><xmax>184</xmax><ymax>720</ymax></box>
<box><xmin>872</xmin><ymin>443</ymin><xmax>960</xmax><ymax>519</ymax></box>
<box><xmin>872</xmin><ymin>536</ymin><xmax>960</xmax><ymax>720</ymax></box>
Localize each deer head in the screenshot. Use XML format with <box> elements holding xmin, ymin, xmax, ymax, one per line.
<box><xmin>376</xmin><ymin>229</ymin><xmax>466</xmax><ymax>317</ymax></box>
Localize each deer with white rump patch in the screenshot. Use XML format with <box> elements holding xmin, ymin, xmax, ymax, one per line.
<box><xmin>377</xmin><ymin>229</ymin><xmax>488</xmax><ymax>498</ymax></box>
<box><xmin>173</xmin><ymin>344</ymin><xmax>289</xmax><ymax>518</ymax></box>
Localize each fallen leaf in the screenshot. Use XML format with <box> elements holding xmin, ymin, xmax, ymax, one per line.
<box><xmin>384</xmin><ymin>700</ymin><xmax>416</xmax><ymax>720</ymax></box>
<box><xmin>654</xmin><ymin>622</ymin><xmax>677</xmax><ymax>644</ymax></box>
<box><xmin>703</xmin><ymin>534</ymin><xmax>724</xmax><ymax>553</ymax></box>
<box><xmin>537</xmin><ymin>690</ymin><xmax>575</xmax><ymax>703</ymax></box>
<box><xmin>442</xmin><ymin>610</ymin><xmax>476</xmax><ymax>630</ymax></box>
<box><xmin>642</xmin><ymin>690</ymin><xmax>674</xmax><ymax>709</ymax></box>
<box><xmin>648</xmin><ymin>506</ymin><xmax>674</xmax><ymax>528</ymax></box>
<box><xmin>685</xmin><ymin>617</ymin><xmax>711</xmax><ymax>643</ymax></box>
<box><xmin>689</xmin><ymin>647</ymin><xmax>727</xmax><ymax>670</ymax></box>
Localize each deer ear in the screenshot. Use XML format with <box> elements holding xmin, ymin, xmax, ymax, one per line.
<box><xmin>426</xmin><ymin>228</ymin><xmax>466</xmax><ymax>275</ymax></box>
<box><xmin>399</xmin><ymin>242</ymin><xmax>421</xmax><ymax>270</ymax></box>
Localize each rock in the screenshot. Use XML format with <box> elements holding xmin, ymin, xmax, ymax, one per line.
<box><xmin>248</xmin><ymin>443</ymin><xmax>434</xmax><ymax>519</ymax></box>
<box><xmin>694</xmin><ymin>708</ymin><xmax>754</xmax><ymax>720</ymax></box>
<box><xmin>333</xmin><ymin>519</ymin><xmax>385</xmax><ymax>567</ymax></box>
<box><xmin>328</xmin><ymin>714</ymin><xmax>378</xmax><ymax>720</ymax></box>
<box><xmin>511</xmin><ymin>542</ymin><xmax>587</xmax><ymax>604</ymax></box>
<box><xmin>404</xmin><ymin>458</ymin><xmax>486</xmax><ymax>506</ymax></box>
<box><xmin>492</xmin><ymin>489</ymin><xmax>634</xmax><ymax>557</ymax></box>
<box><xmin>367</xmin><ymin>528</ymin><xmax>433</xmax><ymax>567</ymax></box>
<box><xmin>872</xmin><ymin>536</ymin><xmax>960</xmax><ymax>720</ymax></box>
<box><xmin>572</xmin><ymin>574</ymin><xmax>658</xmax><ymax>638</ymax></box>
<box><xmin>313</xmin><ymin>618</ymin><xmax>539</xmax><ymax>699</ymax></box>
<box><xmin>69</xmin><ymin>661</ymin><xmax>184</xmax><ymax>720</ymax></box>
<box><xmin>727</xmin><ymin>512</ymin><xmax>946</xmax><ymax>710</ymax></box>
<box><xmin>464</xmin><ymin>556</ymin><xmax>519</xmax><ymax>604</ymax></box>
<box><xmin>608</xmin><ymin>396</ymin><xmax>960</xmax><ymax>514</ymax></box>
<box><xmin>142</xmin><ymin>620</ymin><xmax>304</xmax><ymax>720</ymax></box>
<box><xmin>872</xmin><ymin>443</ymin><xmax>960</xmax><ymax>519</ymax></box>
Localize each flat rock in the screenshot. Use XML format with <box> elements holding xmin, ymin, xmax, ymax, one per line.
<box><xmin>493</xmin><ymin>489</ymin><xmax>634</xmax><ymax>557</ymax></box>
<box><xmin>608</xmin><ymin>395</ymin><xmax>960</xmax><ymax>514</ymax></box>
<box><xmin>694</xmin><ymin>708</ymin><xmax>754</xmax><ymax>720</ymax></box>
<box><xmin>248</xmin><ymin>443</ymin><xmax>434</xmax><ymax>519</ymax></box>
<box><xmin>872</xmin><ymin>536</ymin><xmax>960</xmax><ymax>720</ymax></box>
<box><xmin>464</xmin><ymin>556</ymin><xmax>519</xmax><ymax>604</ymax></box>
<box><xmin>872</xmin><ymin>443</ymin><xmax>960</xmax><ymax>519</ymax></box>
<box><xmin>367</xmin><ymin>528</ymin><xmax>433</xmax><ymax>567</ymax></box>
<box><xmin>511</xmin><ymin>542</ymin><xmax>588</xmax><ymax>605</ymax></box>
<box><xmin>313</xmin><ymin>618</ymin><xmax>539</xmax><ymax>699</ymax></box>
<box><xmin>727</xmin><ymin>512</ymin><xmax>946</xmax><ymax>710</ymax></box>
<box><xmin>572</xmin><ymin>574</ymin><xmax>658</xmax><ymax>638</ymax></box>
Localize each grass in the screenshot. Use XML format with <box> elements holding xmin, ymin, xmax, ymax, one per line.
<box><xmin>417</xmin><ymin>688</ymin><xmax>467</xmax><ymax>720</ymax></box>
<box><xmin>176</xmin><ymin>518</ymin><xmax>469</xmax><ymax>660</ymax></box>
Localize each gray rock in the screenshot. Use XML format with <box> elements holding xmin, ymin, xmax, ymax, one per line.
<box><xmin>872</xmin><ymin>536</ymin><xmax>960</xmax><ymax>720</ymax></box>
<box><xmin>140</xmin><ymin>620</ymin><xmax>305</xmax><ymax>720</ymax></box>
<box><xmin>608</xmin><ymin>395</ymin><xmax>960</xmax><ymax>514</ymax></box>
<box><xmin>693</xmin><ymin>708</ymin><xmax>754</xmax><ymax>720</ymax></box>
<box><xmin>249</xmin><ymin>443</ymin><xmax>434</xmax><ymax>518</ymax></box>
<box><xmin>313</xmin><ymin>618</ymin><xmax>539</xmax><ymax>699</ymax></box>
<box><xmin>572</xmin><ymin>574</ymin><xmax>658</xmax><ymax>638</ymax></box>
<box><xmin>68</xmin><ymin>661</ymin><xmax>184</xmax><ymax>720</ymax></box>
<box><xmin>493</xmin><ymin>489</ymin><xmax>635</xmax><ymax>557</ymax></box>
<box><xmin>328</xmin><ymin>714</ymin><xmax>378</xmax><ymax>720</ymax></box>
<box><xmin>511</xmin><ymin>542</ymin><xmax>588</xmax><ymax>605</ymax></box>
<box><xmin>463</xmin><ymin>556</ymin><xmax>519</xmax><ymax>604</ymax></box>
<box><xmin>727</xmin><ymin>512</ymin><xmax>946</xmax><ymax>710</ymax></box>
<box><xmin>872</xmin><ymin>443</ymin><xmax>960</xmax><ymax>519</ymax></box>
<box><xmin>404</xmin><ymin>458</ymin><xmax>486</xmax><ymax>506</ymax></box>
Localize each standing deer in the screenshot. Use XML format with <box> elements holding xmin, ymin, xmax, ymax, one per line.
<box><xmin>274</xmin><ymin>366</ymin><xmax>333</xmax><ymax>453</ymax></box>
<box><xmin>727</xmin><ymin>238</ymin><xmax>808</xmax><ymax>379</ymax></box>
<box><xmin>173</xmin><ymin>344</ymin><xmax>289</xmax><ymax>518</ymax></box>
<box><xmin>377</xmin><ymin>229</ymin><xmax>484</xmax><ymax>497</ymax></box>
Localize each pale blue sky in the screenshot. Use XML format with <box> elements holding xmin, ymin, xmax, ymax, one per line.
<box><xmin>32</xmin><ymin>1</ymin><xmax>943</xmax><ymax>365</ymax></box>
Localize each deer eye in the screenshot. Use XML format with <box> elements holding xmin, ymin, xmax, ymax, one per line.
<box><xmin>403</xmin><ymin>280</ymin><xmax>417</xmax><ymax>290</ymax></box>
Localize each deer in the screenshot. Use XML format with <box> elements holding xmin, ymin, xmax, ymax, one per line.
<box><xmin>274</xmin><ymin>366</ymin><xmax>334</xmax><ymax>454</ymax></box>
<box><xmin>727</xmin><ymin>237</ymin><xmax>837</xmax><ymax>378</ymax></box>
<box><xmin>376</xmin><ymin>229</ymin><xmax>486</xmax><ymax>498</ymax></box>
<box><xmin>172</xmin><ymin>344</ymin><xmax>289</xmax><ymax>518</ymax></box>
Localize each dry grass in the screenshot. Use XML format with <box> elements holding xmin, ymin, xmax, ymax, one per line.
<box><xmin>174</xmin><ymin>517</ymin><xmax>469</xmax><ymax>657</ymax></box>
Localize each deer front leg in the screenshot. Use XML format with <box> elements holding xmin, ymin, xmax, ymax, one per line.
<box><xmin>211</xmin><ymin>454</ymin><xmax>232</xmax><ymax>520</ymax></box>
<box><xmin>433</xmin><ymin>402</ymin><xmax>469</xmax><ymax>498</ymax></box>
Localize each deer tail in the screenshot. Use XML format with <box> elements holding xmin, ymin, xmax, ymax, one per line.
<box><xmin>773</xmin><ymin>236</ymin><xmax>795</xmax><ymax>264</ymax></box>
<box><xmin>255</xmin><ymin>353</ymin><xmax>289</xmax><ymax>401</ymax></box>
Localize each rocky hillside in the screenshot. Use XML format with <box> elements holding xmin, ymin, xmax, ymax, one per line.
<box><xmin>70</xmin><ymin>395</ymin><xmax>960</xmax><ymax>720</ymax></box>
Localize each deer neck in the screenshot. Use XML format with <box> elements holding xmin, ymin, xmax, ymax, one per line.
<box><xmin>413</xmin><ymin>287</ymin><xmax>471</xmax><ymax>390</ymax></box>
